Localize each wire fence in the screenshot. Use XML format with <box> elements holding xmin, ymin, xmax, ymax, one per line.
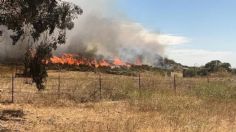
<box><xmin>0</xmin><ymin>72</ymin><xmax>231</xmax><ymax>104</ymax></box>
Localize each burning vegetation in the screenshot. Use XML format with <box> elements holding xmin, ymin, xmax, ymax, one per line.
<box><xmin>47</xmin><ymin>53</ymin><xmax>154</xmax><ymax>76</ymax></box>
<box><xmin>49</xmin><ymin>53</ymin><xmax>140</xmax><ymax>68</ymax></box>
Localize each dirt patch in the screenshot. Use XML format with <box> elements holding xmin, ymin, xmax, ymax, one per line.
<box><xmin>0</xmin><ymin>109</ymin><xmax>24</xmax><ymax>121</ymax></box>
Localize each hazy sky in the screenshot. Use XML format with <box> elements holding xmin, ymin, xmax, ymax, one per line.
<box><xmin>116</xmin><ymin>0</ymin><xmax>236</xmax><ymax>67</ymax></box>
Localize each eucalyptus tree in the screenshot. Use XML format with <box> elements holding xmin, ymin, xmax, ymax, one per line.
<box><xmin>0</xmin><ymin>0</ymin><xmax>83</xmax><ymax>90</ymax></box>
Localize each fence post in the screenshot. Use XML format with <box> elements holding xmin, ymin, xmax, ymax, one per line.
<box><xmin>11</xmin><ymin>71</ymin><xmax>15</xmax><ymax>103</ymax></box>
<box><xmin>152</xmin><ymin>79</ymin><xmax>155</xmax><ymax>89</ymax></box>
<box><xmin>58</xmin><ymin>69</ymin><xmax>61</xmax><ymax>98</ymax></box>
<box><xmin>207</xmin><ymin>76</ymin><xmax>210</xmax><ymax>83</ymax></box>
<box><xmin>173</xmin><ymin>75</ymin><xmax>177</xmax><ymax>95</ymax></box>
<box><xmin>99</xmin><ymin>74</ymin><xmax>102</xmax><ymax>100</ymax></box>
<box><xmin>138</xmin><ymin>73</ymin><xmax>141</xmax><ymax>97</ymax></box>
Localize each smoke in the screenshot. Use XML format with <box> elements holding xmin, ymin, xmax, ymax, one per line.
<box><xmin>60</xmin><ymin>16</ymin><xmax>165</xmax><ymax>64</ymax></box>
<box><xmin>0</xmin><ymin>25</ymin><xmax>27</xmax><ymax>62</ymax></box>
<box><xmin>58</xmin><ymin>0</ymin><xmax>188</xmax><ymax>65</ymax></box>
<box><xmin>0</xmin><ymin>0</ymin><xmax>188</xmax><ymax>66</ymax></box>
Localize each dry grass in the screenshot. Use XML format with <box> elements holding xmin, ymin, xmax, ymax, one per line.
<box><xmin>0</xmin><ymin>69</ymin><xmax>236</xmax><ymax>131</ymax></box>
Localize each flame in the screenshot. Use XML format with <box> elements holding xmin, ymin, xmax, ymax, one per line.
<box><xmin>113</xmin><ymin>58</ymin><xmax>126</xmax><ymax>66</ymax></box>
<box><xmin>135</xmin><ymin>57</ymin><xmax>142</xmax><ymax>66</ymax></box>
<box><xmin>98</xmin><ymin>59</ymin><xmax>110</xmax><ymax>67</ymax></box>
<box><xmin>49</xmin><ymin>53</ymin><xmax>141</xmax><ymax>68</ymax></box>
<box><xmin>50</xmin><ymin>56</ymin><xmax>65</xmax><ymax>64</ymax></box>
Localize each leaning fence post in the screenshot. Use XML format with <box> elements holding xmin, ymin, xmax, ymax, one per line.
<box><xmin>173</xmin><ymin>75</ymin><xmax>177</xmax><ymax>95</ymax></box>
<box><xmin>138</xmin><ymin>73</ymin><xmax>141</xmax><ymax>97</ymax></box>
<box><xmin>57</xmin><ymin>69</ymin><xmax>61</xmax><ymax>98</ymax></box>
<box><xmin>11</xmin><ymin>71</ymin><xmax>15</xmax><ymax>103</ymax></box>
<box><xmin>99</xmin><ymin>73</ymin><xmax>102</xmax><ymax>100</ymax></box>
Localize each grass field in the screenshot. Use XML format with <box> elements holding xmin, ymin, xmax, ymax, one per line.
<box><xmin>0</xmin><ymin>67</ymin><xmax>236</xmax><ymax>131</ymax></box>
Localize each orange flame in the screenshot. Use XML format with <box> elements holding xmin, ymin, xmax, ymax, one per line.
<box><xmin>49</xmin><ymin>53</ymin><xmax>141</xmax><ymax>68</ymax></box>
<box><xmin>50</xmin><ymin>56</ymin><xmax>65</xmax><ymax>64</ymax></box>
<box><xmin>113</xmin><ymin>58</ymin><xmax>129</xmax><ymax>66</ymax></box>
<box><xmin>135</xmin><ymin>57</ymin><xmax>142</xmax><ymax>66</ymax></box>
<box><xmin>99</xmin><ymin>59</ymin><xmax>110</xmax><ymax>67</ymax></box>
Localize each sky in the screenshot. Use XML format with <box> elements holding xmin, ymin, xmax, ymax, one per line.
<box><xmin>116</xmin><ymin>0</ymin><xmax>236</xmax><ymax>67</ymax></box>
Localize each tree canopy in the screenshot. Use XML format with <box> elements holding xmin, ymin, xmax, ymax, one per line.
<box><xmin>1</xmin><ymin>0</ymin><xmax>82</xmax><ymax>45</ymax></box>
<box><xmin>0</xmin><ymin>0</ymin><xmax>83</xmax><ymax>90</ymax></box>
<box><xmin>184</xmin><ymin>60</ymin><xmax>232</xmax><ymax>77</ymax></box>
<box><xmin>205</xmin><ymin>60</ymin><xmax>231</xmax><ymax>72</ymax></box>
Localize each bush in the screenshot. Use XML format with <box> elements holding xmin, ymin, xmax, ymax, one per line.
<box><xmin>197</xmin><ymin>68</ymin><xmax>208</xmax><ymax>76</ymax></box>
<box><xmin>232</xmin><ymin>69</ymin><xmax>236</xmax><ymax>75</ymax></box>
<box><xmin>183</xmin><ymin>68</ymin><xmax>197</xmax><ymax>77</ymax></box>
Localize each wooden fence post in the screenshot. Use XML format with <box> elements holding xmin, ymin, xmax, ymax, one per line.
<box><xmin>207</xmin><ymin>76</ymin><xmax>210</xmax><ymax>83</ymax></box>
<box><xmin>58</xmin><ymin>69</ymin><xmax>61</xmax><ymax>98</ymax></box>
<box><xmin>152</xmin><ymin>75</ymin><xmax>156</xmax><ymax>90</ymax></box>
<box><xmin>173</xmin><ymin>75</ymin><xmax>177</xmax><ymax>95</ymax></box>
<box><xmin>99</xmin><ymin>74</ymin><xmax>102</xmax><ymax>100</ymax></box>
<box><xmin>11</xmin><ymin>71</ymin><xmax>15</xmax><ymax>103</ymax></box>
<box><xmin>138</xmin><ymin>73</ymin><xmax>141</xmax><ymax>97</ymax></box>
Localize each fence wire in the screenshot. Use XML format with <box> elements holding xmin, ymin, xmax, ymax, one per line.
<box><xmin>0</xmin><ymin>74</ymin><xmax>229</xmax><ymax>103</ymax></box>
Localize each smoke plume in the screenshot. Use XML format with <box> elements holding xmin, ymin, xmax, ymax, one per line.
<box><xmin>0</xmin><ymin>25</ymin><xmax>27</xmax><ymax>62</ymax></box>
<box><xmin>58</xmin><ymin>0</ymin><xmax>188</xmax><ymax>65</ymax></box>
<box><xmin>0</xmin><ymin>0</ymin><xmax>188</xmax><ymax>65</ymax></box>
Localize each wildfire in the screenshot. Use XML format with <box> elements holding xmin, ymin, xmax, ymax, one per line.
<box><xmin>50</xmin><ymin>54</ymin><xmax>78</xmax><ymax>65</ymax></box>
<box><xmin>113</xmin><ymin>58</ymin><xmax>126</xmax><ymax>66</ymax></box>
<box><xmin>98</xmin><ymin>59</ymin><xmax>110</xmax><ymax>67</ymax></box>
<box><xmin>49</xmin><ymin>53</ymin><xmax>141</xmax><ymax>68</ymax></box>
<box><xmin>135</xmin><ymin>57</ymin><xmax>142</xmax><ymax>66</ymax></box>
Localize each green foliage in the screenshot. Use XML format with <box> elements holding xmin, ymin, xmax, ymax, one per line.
<box><xmin>183</xmin><ymin>67</ymin><xmax>208</xmax><ymax>77</ymax></box>
<box><xmin>0</xmin><ymin>0</ymin><xmax>82</xmax><ymax>90</ymax></box>
<box><xmin>197</xmin><ymin>68</ymin><xmax>208</xmax><ymax>76</ymax></box>
<box><xmin>205</xmin><ymin>60</ymin><xmax>221</xmax><ymax>72</ymax></box>
<box><xmin>220</xmin><ymin>63</ymin><xmax>231</xmax><ymax>72</ymax></box>
<box><xmin>30</xmin><ymin>43</ymin><xmax>53</xmax><ymax>90</ymax></box>
<box><xmin>204</xmin><ymin>60</ymin><xmax>231</xmax><ymax>73</ymax></box>
<box><xmin>183</xmin><ymin>68</ymin><xmax>196</xmax><ymax>77</ymax></box>
<box><xmin>0</xmin><ymin>0</ymin><xmax>83</xmax><ymax>44</ymax></box>
<box><xmin>184</xmin><ymin>60</ymin><xmax>233</xmax><ymax>77</ymax></box>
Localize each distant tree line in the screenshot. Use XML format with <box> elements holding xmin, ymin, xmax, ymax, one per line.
<box><xmin>183</xmin><ymin>60</ymin><xmax>233</xmax><ymax>77</ymax></box>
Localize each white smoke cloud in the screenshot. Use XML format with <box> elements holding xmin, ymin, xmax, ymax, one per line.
<box><xmin>0</xmin><ymin>25</ymin><xmax>27</xmax><ymax>61</ymax></box>
<box><xmin>157</xmin><ymin>34</ymin><xmax>189</xmax><ymax>46</ymax></box>
<box><xmin>58</xmin><ymin>0</ymin><xmax>189</xmax><ymax>65</ymax></box>
<box><xmin>0</xmin><ymin>0</ymin><xmax>189</xmax><ymax>65</ymax></box>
